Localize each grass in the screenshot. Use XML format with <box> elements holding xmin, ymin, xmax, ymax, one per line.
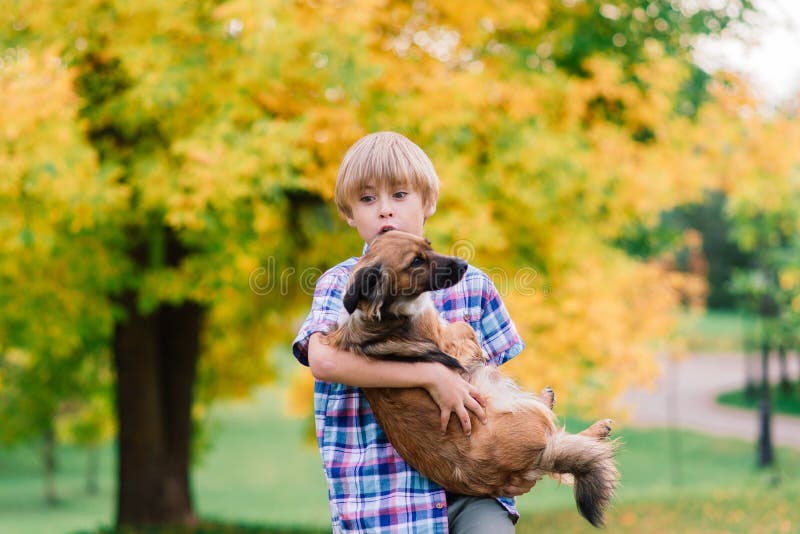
<box><xmin>675</xmin><ymin>309</ymin><xmax>750</xmax><ymax>353</ymax></box>
<box><xmin>76</xmin><ymin>523</ymin><xmax>327</xmax><ymax>534</ymax></box>
<box><xmin>514</xmin><ymin>415</ymin><xmax>800</xmax><ymax>520</ymax></box>
<box><xmin>717</xmin><ymin>382</ymin><xmax>800</xmax><ymax>417</ymax></box>
<box><xmin>0</xmin><ymin>388</ymin><xmax>330</xmax><ymax>534</ymax></box>
<box><xmin>518</xmin><ymin>481</ymin><xmax>800</xmax><ymax>534</ymax></box>
<box><xmin>2</xmin><ymin>387</ymin><xmax>799</xmax><ymax>534</ymax></box>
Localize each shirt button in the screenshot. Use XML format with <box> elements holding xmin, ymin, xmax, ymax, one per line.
<box><xmin>463</xmin><ymin>313</ymin><xmax>469</xmax><ymax>322</ymax></box>
<box><xmin>435</xmin><ymin>502</ymin><xmax>444</xmax><ymax>509</ymax></box>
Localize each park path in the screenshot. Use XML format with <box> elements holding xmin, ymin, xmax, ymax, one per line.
<box><xmin>621</xmin><ymin>352</ymin><xmax>800</xmax><ymax>448</ymax></box>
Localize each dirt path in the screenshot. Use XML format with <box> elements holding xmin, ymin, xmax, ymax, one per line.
<box><xmin>621</xmin><ymin>353</ymin><xmax>800</xmax><ymax>448</ymax></box>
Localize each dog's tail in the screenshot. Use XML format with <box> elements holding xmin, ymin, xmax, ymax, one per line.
<box><xmin>540</xmin><ymin>432</ymin><xmax>619</xmax><ymax>527</ymax></box>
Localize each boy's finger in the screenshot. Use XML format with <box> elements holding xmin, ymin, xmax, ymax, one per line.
<box><xmin>466</xmin><ymin>396</ymin><xmax>487</xmax><ymax>424</ymax></box>
<box><xmin>502</xmin><ymin>484</ymin><xmax>526</xmax><ymax>497</ymax></box>
<box><xmin>440</xmin><ymin>411</ymin><xmax>450</xmax><ymax>434</ymax></box>
<box><xmin>515</xmin><ymin>479</ymin><xmax>537</xmax><ymax>494</ymax></box>
<box><xmin>471</xmin><ymin>389</ymin><xmax>487</xmax><ymax>407</ymax></box>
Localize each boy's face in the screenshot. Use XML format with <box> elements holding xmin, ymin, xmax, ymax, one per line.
<box><xmin>345</xmin><ymin>183</ymin><xmax>436</xmax><ymax>245</ymax></box>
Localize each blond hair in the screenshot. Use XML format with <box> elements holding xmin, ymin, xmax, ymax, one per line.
<box><xmin>334</xmin><ymin>132</ymin><xmax>440</xmax><ymax>218</ymax></box>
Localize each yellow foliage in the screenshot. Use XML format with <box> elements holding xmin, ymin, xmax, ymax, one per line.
<box><xmin>56</xmin><ymin>394</ymin><xmax>116</xmax><ymax>446</ymax></box>
<box><xmin>5</xmin><ymin>0</ymin><xmax>796</xmax><ymax>426</ymax></box>
<box><xmin>502</xmin><ymin>238</ymin><xmax>673</xmax><ymax>417</ymax></box>
<box><xmin>284</xmin><ymin>368</ymin><xmax>316</xmax><ymax>419</ymax></box>
<box><xmin>3</xmin><ymin>348</ymin><xmax>33</xmax><ymax>369</ymax></box>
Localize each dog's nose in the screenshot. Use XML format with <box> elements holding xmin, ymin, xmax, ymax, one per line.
<box><xmin>429</xmin><ymin>258</ymin><xmax>468</xmax><ymax>290</ymax></box>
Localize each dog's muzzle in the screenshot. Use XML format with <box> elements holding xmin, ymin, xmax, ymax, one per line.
<box><xmin>429</xmin><ymin>258</ymin><xmax>468</xmax><ymax>290</ymax></box>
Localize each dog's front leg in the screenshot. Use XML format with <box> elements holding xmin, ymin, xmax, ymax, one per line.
<box><xmin>440</xmin><ymin>322</ymin><xmax>487</xmax><ymax>367</ymax></box>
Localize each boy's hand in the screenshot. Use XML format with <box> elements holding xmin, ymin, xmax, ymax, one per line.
<box><xmin>498</xmin><ymin>476</ymin><xmax>538</xmax><ymax>497</ymax></box>
<box><xmin>423</xmin><ymin>364</ymin><xmax>487</xmax><ymax>436</ymax></box>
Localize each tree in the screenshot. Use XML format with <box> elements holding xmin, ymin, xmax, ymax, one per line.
<box><xmin>702</xmin><ymin>76</ymin><xmax>800</xmax><ymax>467</ymax></box>
<box><xmin>2</xmin><ymin>0</ymin><xmax>369</xmax><ymax>525</ymax></box>
<box><xmin>2</xmin><ymin>0</ymin><xmax>765</xmax><ymax>527</ymax></box>
<box><xmin>0</xmin><ymin>46</ymin><xmax>113</xmax><ymax>503</ymax></box>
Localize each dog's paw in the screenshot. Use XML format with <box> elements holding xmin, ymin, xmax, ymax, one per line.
<box><xmin>582</xmin><ymin>418</ymin><xmax>614</xmax><ymax>440</ymax></box>
<box><xmin>540</xmin><ymin>386</ymin><xmax>555</xmax><ymax>410</ymax></box>
<box><xmin>599</xmin><ymin>418</ymin><xmax>613</xmax><ymax>437</ymax></box>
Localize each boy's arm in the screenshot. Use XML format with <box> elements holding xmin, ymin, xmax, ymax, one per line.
<box><xmin>308</xmin><ymin>332</ymin><xmax>487</xmax><ymax>436</ymax></box>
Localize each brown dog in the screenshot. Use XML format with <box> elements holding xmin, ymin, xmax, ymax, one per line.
<box><xmin>322</xmin><ymin>231</ymin><xmax>619</xmax><ymax>527</ymax></box>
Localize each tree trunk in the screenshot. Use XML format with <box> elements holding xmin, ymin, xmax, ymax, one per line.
<box><xmin>113</xmin><ymin>292</ymin><xmax>201</xmax><ymax>527</ymax></box>
<box><xmin>757</xmin><ymin>341</ymin><xmax>774</xmax><ymax>467</ymax></box>
<box><xmin>43</xmin><ymin>425</ymin><xmax>58</xmax><ymax>506</ymax></box>
<box><xmin>744</xmin><ymin>352</ymin><xmax>757</xmax><ymax>400</ymax></box>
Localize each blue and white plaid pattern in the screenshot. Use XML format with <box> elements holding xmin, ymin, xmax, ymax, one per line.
<box><xmin>293</xmin><ymin>256</ymin><xmax>525</xmax><ymax>533</ymax></box>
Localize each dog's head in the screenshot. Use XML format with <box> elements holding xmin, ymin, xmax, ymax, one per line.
<box><xmin>343</xmin><ymin>231</ymin><xmax>468</xmax><ymax>318</ymax></box>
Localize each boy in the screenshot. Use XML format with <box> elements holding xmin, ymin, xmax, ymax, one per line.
<box><xmin>292</xmin><ymin>132</ymin><xmax>535</xmax><ymax>533</ymax></box>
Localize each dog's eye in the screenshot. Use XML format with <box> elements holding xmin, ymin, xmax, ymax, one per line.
<box><xmin>409</xmin><ymin>256</ymin><xmax>425</xmax><ymax>268</ymax></box>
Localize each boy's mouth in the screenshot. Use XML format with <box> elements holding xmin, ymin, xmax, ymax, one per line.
<box><xmin>379</xmin><ymin>225</ymin><xmax>396</xmax><ymax>234</ymax></box>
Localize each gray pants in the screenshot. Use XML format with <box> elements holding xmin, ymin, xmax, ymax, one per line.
<box><xmin>446</xmin><ymin>493</ymin><xmax>515</xmax><ymax>533</ymax></box>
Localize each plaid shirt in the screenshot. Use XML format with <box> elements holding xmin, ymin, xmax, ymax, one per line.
<box><xmin>292</xmin><ymin>255</ymin><xmax>525</xmax><ymax>533</ymax></box>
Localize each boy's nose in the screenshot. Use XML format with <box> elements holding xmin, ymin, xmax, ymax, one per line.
<box><xmin>378</xmin><ymin>200</ymin><xmax>393</xmax><ymax>217</ymax></box>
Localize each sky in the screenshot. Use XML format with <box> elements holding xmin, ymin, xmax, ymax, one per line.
<box><xmin>693</xmin><ymin>0</ymin><xmax>800</xmax><ymax>105</ymax></box>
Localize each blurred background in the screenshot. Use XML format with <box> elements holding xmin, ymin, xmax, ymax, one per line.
<box><xmin>1</xmin><ymin>0</ymin><xmax>799</xmax><ymax>532</ymax></box>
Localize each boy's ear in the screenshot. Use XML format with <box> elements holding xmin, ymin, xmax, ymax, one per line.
<box><xmin>343</xmin><ymin>263</ymin><xmax>384</xmax><ymax>316</ymax></box>
<box><xmin>424</xmin><ymin>191</ymin><xmax>439</xmax><ymax>218</ymax></box>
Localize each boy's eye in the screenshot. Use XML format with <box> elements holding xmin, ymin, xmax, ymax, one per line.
<box><xmin>393</xmin><ymin>191</ymin><xmax>408</xmax><ymax>199</ymax></box>
<box><xmin>409</xmin><ymin>255</ymin><xmax>425</xmax><ymax>268</ymax></box>
<box><xmin>360</xmin><ymin>195</ymin><xmax>375</xmax><ymax>202</ymax></box>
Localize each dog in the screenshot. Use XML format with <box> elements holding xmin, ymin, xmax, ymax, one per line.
<box><xmin>321</xmin><ymin>231</ymin><xmax>619</xmax><ymax>527</ymax></box>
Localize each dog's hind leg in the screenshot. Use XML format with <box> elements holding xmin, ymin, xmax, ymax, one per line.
<box><xmin>540</xmin><ymin>386</ymin><xmax>555</xmax><ymax>410</ymax></box>
<box><xmin>579</xmin><ymin>419</ymin><xmax>613</xmax><ymax>440</ymax></box>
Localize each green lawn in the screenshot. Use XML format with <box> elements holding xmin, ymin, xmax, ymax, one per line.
<box><xmin>718</xmin><ymin>383</ymin><xmax>800</xmax><ymax>417</ymax></box>
<box><xmin>675</xmin><ymin>309</ymin><xmax>750</xmax><ymax>353</ymax></box>
<box><xmin>1</xmin><ymin>386</ymin><xmax>798</xmax><ymax>534</ymax></box>
<box><xmin>518</xmin><ymin>482</ymin><xmax>800</xmax><ymax>533</ymax></box>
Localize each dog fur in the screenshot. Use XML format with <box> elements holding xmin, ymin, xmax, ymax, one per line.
<box><xmin>322</xmin><ymin>231</ymin><xmax>619</xmax><ymax>527</ymax></box>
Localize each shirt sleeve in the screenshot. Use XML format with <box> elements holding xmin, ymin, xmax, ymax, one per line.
<box><xmin>479</xmin><ymin>276</ymin><xmax>525</xmax><ymax>367</ymax></box>
<box><xmin>291</xmin><ymin>266</ymin><xmax>350</xmax><ymax>366</ymax></box>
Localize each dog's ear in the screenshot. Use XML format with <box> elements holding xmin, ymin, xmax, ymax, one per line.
<box><xmin>343</xmin><ymin>263</ymin><xmax>384</xmax><ymax>316</ymax></box>
<box><xmin>364</xmin><ymin>267</ymin><xmax>391</xmax><ymax>320</ymax></box>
